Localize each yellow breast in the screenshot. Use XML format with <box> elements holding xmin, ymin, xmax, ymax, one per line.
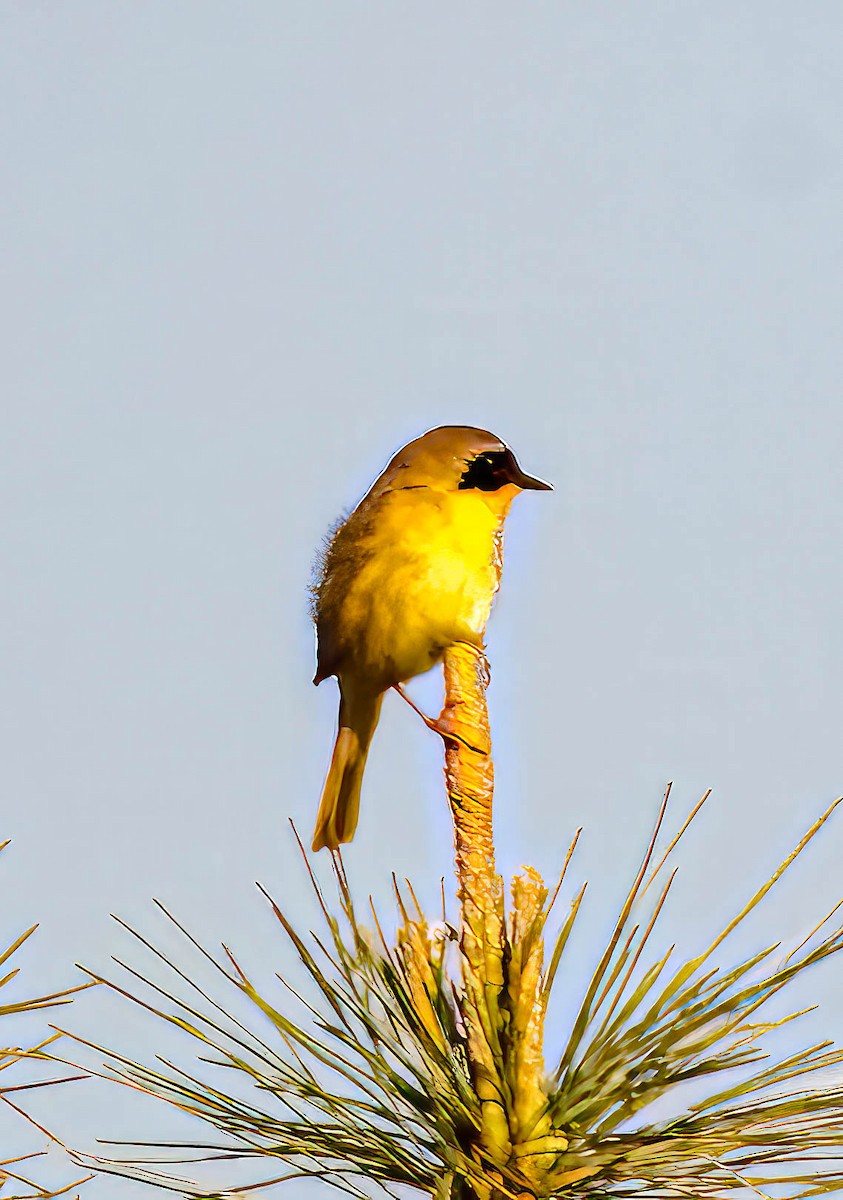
<box><xmin>328</xmin><ymin>488</ymin><xmax>508</xmax><ymax>685</ymax></box>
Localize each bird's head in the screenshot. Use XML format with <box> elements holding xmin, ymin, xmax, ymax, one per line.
<box><xmin>369</xmin><ymin>426</ymin><xmax>552</xmax><ymax>512</ymax></box>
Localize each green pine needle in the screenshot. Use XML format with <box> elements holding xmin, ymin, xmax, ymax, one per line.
<box><xmin>61</xmin><ymin>795</ymin><xmax>843</xmax><ymax>1199</ymax></box>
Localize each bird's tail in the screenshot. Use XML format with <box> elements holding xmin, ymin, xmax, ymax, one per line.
<box><xmin>312</xmin><ymin>682</ymin><xmax>383</xmax><ymax>852</ymax></box>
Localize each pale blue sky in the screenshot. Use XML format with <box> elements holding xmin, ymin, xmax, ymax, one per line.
<box><xmin>2</xmin><ymin>4</ymin><xmax>843</xmax><ymax>1196</ymax></box>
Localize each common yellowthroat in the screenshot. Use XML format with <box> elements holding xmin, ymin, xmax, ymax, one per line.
<box><xmin>311</xmin><ymin>425</ymin><xmax>550</xmax><ymax>852</ymax></box>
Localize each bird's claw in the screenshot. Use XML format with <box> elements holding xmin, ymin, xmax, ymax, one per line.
<box><xmin>430</xmin><ymin>710</ymin><xmax>489</xmax><ymax>755</ymax></box>
<box><xmin>452</xmin><ymin>640</ymin><xmax>491</xmax><ymax>686</ymax></box>
<box><xmin>392</xmin><ymin>684</ymin><xmax>488</xmax><ymax>755</ymax></box>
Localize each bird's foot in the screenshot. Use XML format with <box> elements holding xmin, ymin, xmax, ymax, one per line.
<box><xmin>433</xmin><ymin>706</ymin><xmax>490</xmax><ymax>755</ymax></box>
<box><xmin>392</xmin><ymin>685</ymin><xmax>488</xmax><ymax>755</ymax></box>
<box><xmin>452</xmin><ymin>640</ymin><xmax>491</xmax><ymax>686</ymax></box>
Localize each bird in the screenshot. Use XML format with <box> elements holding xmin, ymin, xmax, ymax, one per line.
<box><xmin>310</xmin><ymin>425</ymin><xmax>551</xmax><ymax>852</ymax></box>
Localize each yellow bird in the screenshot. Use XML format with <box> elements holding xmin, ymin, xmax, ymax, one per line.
<box><xmin>311</xmin><ymin>425</ymin><xmax>551</xmax><ymax>852</ymax></box>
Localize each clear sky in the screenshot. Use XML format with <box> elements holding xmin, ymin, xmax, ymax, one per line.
<box><xmin>3</xmin><ymin>4</ymin><xmax>843</xmax><ymax>1196</ymax></box>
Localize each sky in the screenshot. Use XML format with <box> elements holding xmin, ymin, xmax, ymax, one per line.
<box><xmin>2</xmin><ymin>3</ymin><xmax>843</xmax><ymax>1196</ymax></box>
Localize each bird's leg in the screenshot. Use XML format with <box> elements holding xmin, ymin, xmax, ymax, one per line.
<box><xmin>392</xmin><ymin>684</ymin><xmax>486</xmax><ymax>755</ymax></box>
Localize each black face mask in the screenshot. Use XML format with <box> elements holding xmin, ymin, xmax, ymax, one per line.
<box><xmin>459</xmin><ymin>449</ymin><xmax>552</xmax><ymax>492</ymax></box>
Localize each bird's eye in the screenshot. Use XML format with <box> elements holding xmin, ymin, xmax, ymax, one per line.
<box><xmin>458</xmin><ymin>451</ymin><xmax>509</xmax><ymax>492</ymax></box>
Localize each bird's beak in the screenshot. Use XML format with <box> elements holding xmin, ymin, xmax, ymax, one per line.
<box><xmin>504</xmin><ymin>450</ymin><xmax>553</xmax><ymax>491</ymax></box>
<box><xmin>514</xmin><ymin>469</ymin><xmax>553</xmax><ymax>491</ymax></box>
